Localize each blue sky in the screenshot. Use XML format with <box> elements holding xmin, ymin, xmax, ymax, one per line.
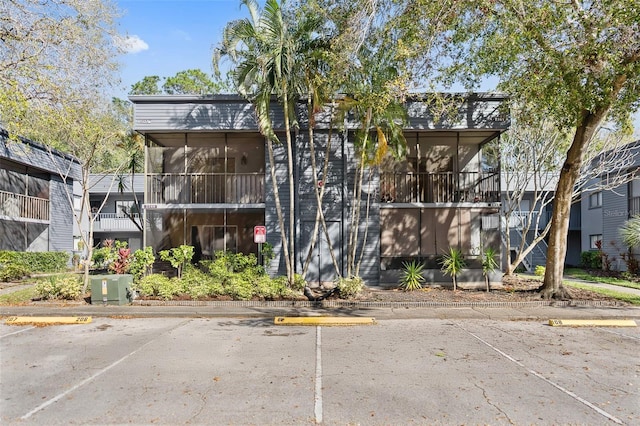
<box><xmin>114</xmin><ymin>0</ymin><xmax>243</xmax><ymax>97</ymax></box>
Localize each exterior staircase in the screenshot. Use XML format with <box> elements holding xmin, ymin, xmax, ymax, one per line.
<box><xmin>502</xmin><ymin>215</ymin><xmax>548</xmax><ymax>273</ymax></box>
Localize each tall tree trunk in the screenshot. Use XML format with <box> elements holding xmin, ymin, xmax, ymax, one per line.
<box><xmin>283</xmin><ymin>91</ymin><xmax>296</xmax><ymax>286</ymax></box>
<box><xmin>266</xmin><ymin>136</ymin><xmax>292</xmax><ymax>282</ymax></box>
<box><xmin>302</xmin><ymin>99</ymin><xmax>341</xmax><ymax>279</ymax></box>
<box><xmin>540</xmin><ymin>111</ymin><xmax>606</xmax><ymax>298</ymax></box>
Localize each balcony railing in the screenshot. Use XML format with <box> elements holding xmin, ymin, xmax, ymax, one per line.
<box><xmin>0</xmin><ymin>190</ymin><xmax>49</xmax><ymax>221</ymax></box>
<box><xmin>146</xmin><ymin>173</ymin><xmax>265</xmax><ymax>204</ymax></box>
<box><xmin>93</xmin><ymin>213</ymin><xmax>141</xmax><ymax>232</ymax></box>
<box><xmin>380</xmin><ymin>171</ymin><xmax>500</xmax><ymax>203</ymax></box>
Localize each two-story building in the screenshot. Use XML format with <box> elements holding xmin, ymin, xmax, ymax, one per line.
<box><xmin>0</xmin><ymin>128</ymin><xmax>80</xmax><ymax>253</ymax></box>
<box><xmin>129</xmin><ymin>94</ymin><xmax>509</xmax><ymax>287</ymax></box>
<box><xmin>580</xmin><ymin>139</ymin><xmax>640</xmax><ymax>271</ymax></box>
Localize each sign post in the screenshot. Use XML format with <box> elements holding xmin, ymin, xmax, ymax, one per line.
<box><xmin>254</xmin><ymin>226</ymin><xmax>266</xmax><ymax>265</ymax></box>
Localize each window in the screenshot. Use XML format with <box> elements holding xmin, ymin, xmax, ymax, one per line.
<box><xmin>589</xmin><ymin>192</ymin><xmax>602</xmax><ymax>208</ymax></box>
<box><xmin>589</xmin><ymin>234</ymin><xmax>602</xmax><ymax>250</ymax></box>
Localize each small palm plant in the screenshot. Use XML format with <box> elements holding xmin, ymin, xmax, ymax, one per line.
<box><xmin>400</xmin><ymin>260</ymin><xmax>426</xmax><ymax>291</ymax></box>
<box><xmin>440</xmin><ymin>247</ymin><xmax>466</xmax><ymax>291</ymax></box>
<box><xmin>481</xmin><ymin>247</ymin><xmax>499</xmax><ymax>292</ymax></box>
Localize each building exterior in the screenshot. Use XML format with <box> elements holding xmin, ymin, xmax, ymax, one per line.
<box><xmin>580</xmin><ymin>140</ymin><xmax>640</xmax><ymax>271</ymax></box>
<box><xmin>129</xmin><ymin>94</ymin><xmax>509</xmax><ymax>287</ymax></box>
<box><xmin>76</xmin><ymin>174</ymin><xmax>144</xmax><ymax>252</ymax></box>
<box><xmin>0</xmin><ymin>129</ymin><xmax>80</xmax><ymax>253</ymax></box>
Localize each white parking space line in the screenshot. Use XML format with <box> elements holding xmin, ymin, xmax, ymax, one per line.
<box><xmin>0</xmin><ymin>326</ymin><xmax>35</xmax><ymax>338</ymax></box>
<box><xmin>315</xmin><ymin>325</ymin><xmax>323</xmax><ymax>424</ymax></box>
<box><xmin>20</xmin><ymin>319</ymin><xmax>191</xmax><ymax>420</ymax></box>
<box><xmin>456</xmin><ymin>323</ymin><xmax>624</xmax><ymax>425</ymax></box>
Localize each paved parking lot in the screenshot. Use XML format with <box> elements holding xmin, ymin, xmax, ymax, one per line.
<box><xmin>1</xmin><ymin>317</ymin><xmax>638</xmax><ymax>425</ymax></box>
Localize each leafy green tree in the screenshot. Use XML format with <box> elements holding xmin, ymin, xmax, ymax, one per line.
<box><xmin>393</xmin><ymin>0</ymin><xmax>640</xmax><ymax>299</ymax></box>
<box><xmin>129</xmin><ymin>76</ymin><xmax>162</xmax><ymax>95</ymax></box>
<box><xmin>162</xmin><ymin>69</ymin><xmax>222</xmax><ymax>95</ymax></box>
<box><xmin>1</xmin><ymin>0</ymin><xmax>121</xmax><ymax>136</ymax></box>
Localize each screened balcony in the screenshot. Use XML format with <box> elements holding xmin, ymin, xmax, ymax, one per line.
<box><xmin>380</xmin><ymin>171</ymin><xmax>500</xmax><ymax>204</ymax></box>
<box><xmin>0</xmin><ymin>190</ymin><xmax>49</xmax><ymax>221</ymax></box>
<box><xmin>146</xmin><ymin>173</ymin><xmax>264</xmax><ymax>204</ymax></box>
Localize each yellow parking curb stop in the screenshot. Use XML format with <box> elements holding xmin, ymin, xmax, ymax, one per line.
<box><xmin>274</xmin><ymin>316</ymin><xmax>376</xmax><ymax>326</ymax></box>
<box><xmin>548</xmin><ymin>319</ymin><xmax>637</xmax><ymax>327</ymax></box>
<box><xmin>5</xmin><ymin>316</ymin><xmax>92</xmax><ymax>326</ymax></box>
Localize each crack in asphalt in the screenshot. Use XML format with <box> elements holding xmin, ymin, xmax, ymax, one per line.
<box><xmin>473</xmin><ymin>382</ymin><xmax>515</xmax><ymax>425</ymax></box>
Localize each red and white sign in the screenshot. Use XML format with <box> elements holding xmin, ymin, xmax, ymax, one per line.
<box><xmin>254</xmin><ymin>225</ymin><xmax>266</xmax><ymax>244</ymax></box>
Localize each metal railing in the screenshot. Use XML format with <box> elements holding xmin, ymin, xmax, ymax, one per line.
<box><xmin>146</xmin><ymin>173</ymin><xmax>265</xmax><ymax>204</ymax></box>
<box><xmin>0</xmin><ymin>190</ymin><xmax>49</xmax><ymax>221</ymax></box>
<box><xmin>380</xmin><ymin>171</ymin><xmax>500</xmax><ymax>203</ymax></box>
<box><xmin>93</xmin><ymin>213</ymin><xmax>141</xmax><ymax>232</ymax></box>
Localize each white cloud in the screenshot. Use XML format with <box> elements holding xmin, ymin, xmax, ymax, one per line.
<box><xmin>114</xmin><ymin>35</ymin><xmax>149</xmax><ymax>54</ymax></box>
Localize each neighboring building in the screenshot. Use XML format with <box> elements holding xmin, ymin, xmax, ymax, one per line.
<box><xmin>77</xmin><ymin>174</ymin><xmax>144</xmax><ymax>252</ymax></box>
<box><xmin>580</xmin><ymin>140</ymin><xmax>640</xmax><ymax>271</ymax></box>
<box><xmin>0</xmin><ymin>129</ymin><xmax>81</xmax><ymax>253</ymax></box>
<box><xmin>500</xmin><ymin>174</ymin><xmax>581</xmax><ymax>272</ymax></box>
<box><xmin>502</xmin><ymin>139</ymin><xmax>640</xmax><ymax>273</ymax></box>
<box><xmin>129</xmin><ymin>94</ymin><xmax>509</xmax><ymax>287</ymax></box>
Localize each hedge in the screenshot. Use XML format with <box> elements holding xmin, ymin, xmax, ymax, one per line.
<box><xmin>0</xmin><ymin>251</ymin><xmax>69</xmax><ymax>275</ymax></box>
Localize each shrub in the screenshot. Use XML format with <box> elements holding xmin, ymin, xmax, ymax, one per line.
<box><xmin>224</xmin><ymin>276</ymin><xmax>254</xmax><ymax>300</ymax></box>
<box><xmin>158</xmin><ymin>277</ymin><xmax>184</xmax><ymax>300</ymax></box>
<box><xmin>109</xmin><ymin>248</ymin><xmax>132</xmax><ymax>274</ymax></box>
<box><xmin>129</xmin><ymin>247</ymin><xmax>156</xmax><ymax>281</ymax></box>
<box><xmin>182</xmin><ymin>266</ymin><xmax>224</xmax><ymax>299</ymax></box>
<box><xmin>335</xmin><ymin>276</ymin><xmax>364</xmax><ymax>299</ymax></box>
<box><xmin>292</xmin><ymin>273</ymin><xmax>306</xmax><ymax>292</ymax></box>
<box><xmin>34</xmin><ymin>274</ymin><xmax>82</xmax><ymax>300</ymax></box>
<box><xmin>440</xmin><ymin>247</ymin><xmax>466</xmax><ymax>291</ymax></box>
<box><xmin>534</xmin><ymin>265</ymin><xmax>546</xmax><ymax>276</ymax></box>
<box><xmin>482</xmin><ymin>247</ymin><xmax>500</xmax><ymax>292</ymax></box>
<box><xmin>92</xmin><ymin>246</ymin><xmax>116</xmax><ymax>269</ymax></box>
<box><xmin>400</xmin><ymin>260</ymin><xmax>425</xmax><ymax>291</ymax></box>
<box><xmin>0</xmin><ymin>250</ymin><xmax>68</xmax><ymax>276</ymax></box>
<box><xmin>135</xmin><ymin>274</ymin><xmax>169</xmax><ymax>297</ymax></box>
<box><xmin>0</xmin><ymin>263</ymin><xmax>30</xmax><ymax>282</ymax></box>
<box><xmin>254</xmin><ymin>275</ymin><xmax>292</xmax><ymax>299</ymax></box>
<box><xmin>580</xmin><ymin>251</ymin><xmax>602</xmax><ymax>269</ymax></box>
<box><xmin>159</xmin><ymin>245</ymin><xmax>194</xmax><ymax>278</ymax></box>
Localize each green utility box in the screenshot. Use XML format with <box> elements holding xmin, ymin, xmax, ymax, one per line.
<box><xmin>90</xmin><ymin>274</ymin><xmax>133</xmax><ymax>305</ymax></box>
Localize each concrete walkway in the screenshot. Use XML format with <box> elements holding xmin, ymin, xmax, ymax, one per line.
<box><xmin>563</xmin><ymin>275</ymin><xmax>640</xmax><ymax>296</ymax></box>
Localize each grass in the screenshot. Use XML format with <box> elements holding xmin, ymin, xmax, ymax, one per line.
<box><xmin>564</xmin><ymin>268</ymin><xmax>640</xmax><ymax>291</ymax></box>
<box><xmin>564</xmin><ymin>281</ymin><xmax>640</xmax><ymax>306</ymax></box>
<box><xmin>0</xmin><ymin>286</ymin><xmax>37</xmax><ymax>305</ymax></box>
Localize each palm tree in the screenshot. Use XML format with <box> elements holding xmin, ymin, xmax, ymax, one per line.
<box><xmin>339</xmin><ymin>47</ymin><xmax>408</xmax><ymax>278</ymax></box>
<box><xmin>481</xmin><ymin>247</ymin><xmax>499</xmax><ymax>292</ymax></box>
<box><xmin>215</xmin><ymin>0</ymin><xmax>307</xmax><ymax>286</ymax></box>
